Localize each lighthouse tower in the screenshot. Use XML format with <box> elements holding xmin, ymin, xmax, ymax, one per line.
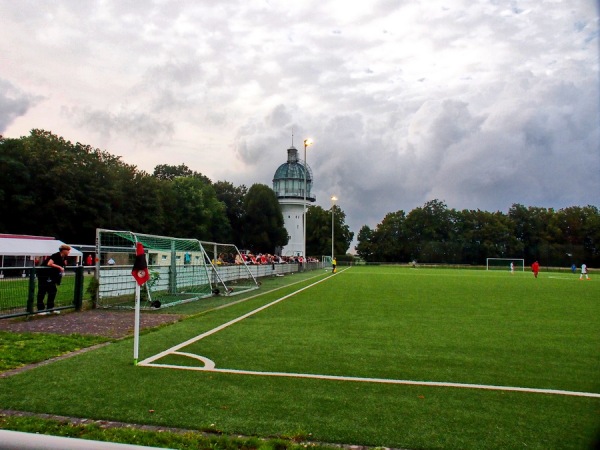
<box><xmin>272</xmin><ymin>144</ymin><xmax>315</xmax><ymax>257</ymax></box>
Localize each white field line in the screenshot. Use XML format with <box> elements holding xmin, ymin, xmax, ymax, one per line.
<box><xmin>198</xmin><ymin>270</ymin><xmax>332</xmax><ymax>315</ymax></box>
<box><xmin>139</xmin><ymin>266</ymin><xmax>600</xmax><ymax>399</ymax></box>
<box><xmin>138</xmin><ymin>269</ymin><xmax>346</xmax><ymax>366</ymax></box>
<box><xmin>139</xmin><ymin>362</ymin><xmax>600</xmax><ymax>399</ymax></box>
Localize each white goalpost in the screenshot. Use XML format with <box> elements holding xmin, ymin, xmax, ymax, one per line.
<box><xmin>94</xmin><ymin>229</ymin><xmax>261</xmax><ymax>366</ymax></box>
<box><xmin>95</xmin><ymin>229</ymin><xmax>260</xmax><ymax>310</ymax></box>
<box><xmin>486</xmin><ymin>258</ymin><xmax>525</xmax><ymax>271</ymax></box>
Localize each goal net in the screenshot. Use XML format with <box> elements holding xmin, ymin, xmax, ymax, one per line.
<box><xmin>95</xmin><ymin>229</ymin><xmax>259</xmax><ymax>309</ymax></box>
<box><xmin>486</xmin><ymin>258</ymin><xmax>525</xmax><ymax>272</ymax></box>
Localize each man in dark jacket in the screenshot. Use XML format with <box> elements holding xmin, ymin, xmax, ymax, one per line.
<box><xmin>37</xmin><ymin>244</ymin><xmax>71</xmax><ymax>314</ymax></box>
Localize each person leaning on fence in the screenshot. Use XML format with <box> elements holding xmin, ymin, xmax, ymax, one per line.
<box><xmin>37</xmin><ymin>244</ymin><xmax>71</xmax><ymax>314</ymax></box>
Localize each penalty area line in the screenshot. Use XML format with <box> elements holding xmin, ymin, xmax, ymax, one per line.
<box><xmin>138</xmin><ymin>363</ymin><xmax>600</xmax><ymax>399</ymax></box>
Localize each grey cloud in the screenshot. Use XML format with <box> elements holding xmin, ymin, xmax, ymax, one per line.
<box><xmin>233</xmin><ymin>105</ymin><xmax>303</xmax><ymax>170</ymax></box>
<box><xmin>410</xmin><ymin>77</ymin><xmax>600</xmax><ymax>212</ymax></box>
<box><xmin>63</xmin><ymin>106</ymin><xmax>174</xmax><ymax>146</ymax></box>
<box><xmin>0</xmin><ymin>79</ymin><xmax>42</xmax><ymax>132</ymax></box>
<box><xmin>233</xmin><ymin>59</ymin><xmax>598</xmax><ymax>245</ymax></box>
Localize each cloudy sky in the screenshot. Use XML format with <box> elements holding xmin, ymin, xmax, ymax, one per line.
<box><xmin>1</xmin><ymin>0</ymin><xmax>598</xmax><ymax>247</ymax></box>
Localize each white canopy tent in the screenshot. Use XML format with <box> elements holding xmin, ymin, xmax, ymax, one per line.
<box><xmin>0</xmin><ymin>235</ymin><xmax>82</xmax><ymax>269</ymax></box>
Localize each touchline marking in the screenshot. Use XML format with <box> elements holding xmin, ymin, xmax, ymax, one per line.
<box><xmin>139</xmin><ymin>362</ymin><xmax>600</xmax><ymax>398</ymax></box>
<box><xmin>138</xmin><ymin>269</ymin><xmax>346</xmax><ymax>366</ymax></box>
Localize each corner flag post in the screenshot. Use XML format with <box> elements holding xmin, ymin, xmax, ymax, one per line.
<box><xmin>134</xmin><ymin>284</ymin><xmax>141</xmax><ymax>365</ymax></box>
<box><xmin>131</xmin><ymin>242</ymin><xmax>150</xmax><ymax>366</ymax></box>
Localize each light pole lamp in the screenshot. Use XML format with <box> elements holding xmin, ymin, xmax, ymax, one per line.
<box><xmin>331</xmin><ymin>196</ymin><xmax>337</xmax><ymax>260</ymax></box>
<box><xmin>303</xmin><ymin>138</ymin><xmax>313</xmax><ymax>262</ymax></box>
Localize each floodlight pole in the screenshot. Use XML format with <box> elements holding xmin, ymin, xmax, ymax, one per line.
<box><xmin>331</xmin><ymin>196</ymin><xmax>337</xmax><ymax>260</ymax></box>
<box><xmin>303</xmin><ymin>138</ymin><xmax>313</xmax><ymax>265</ymax></box>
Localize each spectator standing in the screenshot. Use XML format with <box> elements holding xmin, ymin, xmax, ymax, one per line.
<box><xmin>86</xmin><ymin>254</ymin><xmax>93</xmax><ymax>274</ymax></box>
<box><xmin>37</xmin><ymin>244</ymin><xmax>71</xmax><ymax>314</ymax></box>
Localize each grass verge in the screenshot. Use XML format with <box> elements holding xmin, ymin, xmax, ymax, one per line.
<box><xmin>0</xmin><ymin>331</ymin><xmax>109</xmax><ymax>372</ymax></box>
<box><xmin>0</xmin><ymin>413</ymin><xmax>332</xmax><ymax>450</ymax></box>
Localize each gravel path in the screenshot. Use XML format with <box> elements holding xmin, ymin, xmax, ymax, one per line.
<box><xmin>0</xmin><ymin>309</ymin><xmax>183</xmax><ymax>338</ymax></box>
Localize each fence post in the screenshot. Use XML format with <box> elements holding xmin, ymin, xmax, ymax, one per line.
<box><xmin>27</xmin><ymin>267</ymin><xmax>36</xmax><ymax>314</ymax></box>
<box><xmin>74</xmin><ymin>266</ymin><xmax>84</xmax><ymax>311</ymax></box>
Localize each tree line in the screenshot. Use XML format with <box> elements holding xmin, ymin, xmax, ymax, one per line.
<box><xmin>3</xmin><ymin>130</ymin><xmax>595</xmax><ymax>267</ymax></box>
<box><xmin>356</xmin><ymin>199</ymin><xmax>600</xmax><ymax>267</ymax></box>
<box><xmin>0</xmin><ymin>130</ymin><xmax>353</xmax><ymax>257</ymax></box>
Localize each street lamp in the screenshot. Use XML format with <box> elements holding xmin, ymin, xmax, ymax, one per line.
<box><xmin>303</xmin><ymin>138</ymin><xmax>313</xmax><ymax>264</ymax></box>
<box><xmin>331</xmin><ymin>196</ymin><xmax>337</xmax><ymax>260</ymax></box>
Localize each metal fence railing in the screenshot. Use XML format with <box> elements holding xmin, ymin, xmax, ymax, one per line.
<box><xmin>0</xmin><ymin>266</ymin><xmax>84</xmax><ymax>319</ymax></box>
<box><xmin>93</xmin><ymin>261</ymin><xmax>321</xmax><ymax>310</ymax></box>
<box><xmin>1</xmin><ymin>261</ymin><xmax>324</xmax><ymax>318</ymax></box>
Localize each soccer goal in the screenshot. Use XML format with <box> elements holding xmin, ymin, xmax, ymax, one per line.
<box><xmin>486</xmin><ymin>258</ymin><xmax>525</xmax><ymax>272</ymax></box>
<box><xmin>95</xmin><ymin>229</ymin><xmax>259</xmax><ymax>309</ymax></box>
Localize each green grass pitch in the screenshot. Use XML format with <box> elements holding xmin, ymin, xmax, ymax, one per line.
<box><xmin>1</xmin><ymin>266</ymin><xmax>598</xmax><ymax>449</ymax></box>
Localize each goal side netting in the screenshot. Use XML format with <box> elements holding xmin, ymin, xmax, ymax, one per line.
<box><xmin>486</xmin><ymin>258</ymin><xmax>525</xmax><ymax>271</ymax></box>
<box><xmin>95</xmin><ymin>229</ymin><xmax>259</xmax><ymax>309</ymax></box>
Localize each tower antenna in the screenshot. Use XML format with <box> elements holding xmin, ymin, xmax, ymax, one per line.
<box><xmin>291</xmin><ymin>128</ymin><xmax>294</xmax><ymax>146</ymax></box>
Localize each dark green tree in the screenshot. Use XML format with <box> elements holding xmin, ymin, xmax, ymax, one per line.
<box><xmin>0</xmin><ymin>136</ymin><xmax>35</xmax><ymax>233</ymax></box>
<box><xmin>0</xmin><ymin>129</ymin><xmax>148</xmax><ymax>243</ymax></box>
<box><xmin>455</xmin><ymin>209</ymin><xmax>521</xmax><ymax>265</ymax></box>
<box><xmin>356</xmin><ymin>225</ymin><xmax>375</xmax><ymax>261</ymax></box>
<box><xmin>370</xmin><ymin>211</ymin><xmax>408</xmax><ymax>262</ymax></box>
<box><xmin>306</xmin><ymin>205</ymin><xmax>330</xmax><ymax>257</ymax></box>
<box><xmin>550</xmin><ymin>205</ymin><xmax>600</xmax><ymax>266</ymax></box>
<box><xmin>405</xmin><ymin>199</ymin><xmax>454</xmax><ymax>262</ymax></box>
<box><xmin>213</xmin><ymin>181</ymin><xmax>247</xmax><ymax>247</ymax></box>
<box><xmin>241</xmin><ymin>184</ymin><xmax>288</xmax><ymax>253</ymax></box>
<box><xmin>153</xmin><ymin>163</ymin><xmax>211</xmax><ymax>184</ymax></box>
<box><xmin>306</xmin><ymin>204</ymin><xmax>354</xmax><ymax>258</ymax></box>
<box><xmin>508</xmin><ymin>204</ymin><xmax>554</xmax><ymax>263</ymax></box>
<box><xmin>162</xmin><ymin>176</ymin><xmax>231</xmax><ymax>242</ymax></box>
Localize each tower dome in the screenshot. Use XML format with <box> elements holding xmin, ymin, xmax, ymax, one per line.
<box><xmin>272</xmin><ymin>144</ymin><xmax>316</xmax><ymax>257</ymax></box>
<box><xmin>272</xmin><ymin>146</ymin><xmax>316</xmax><ymax>202</ymax></box>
